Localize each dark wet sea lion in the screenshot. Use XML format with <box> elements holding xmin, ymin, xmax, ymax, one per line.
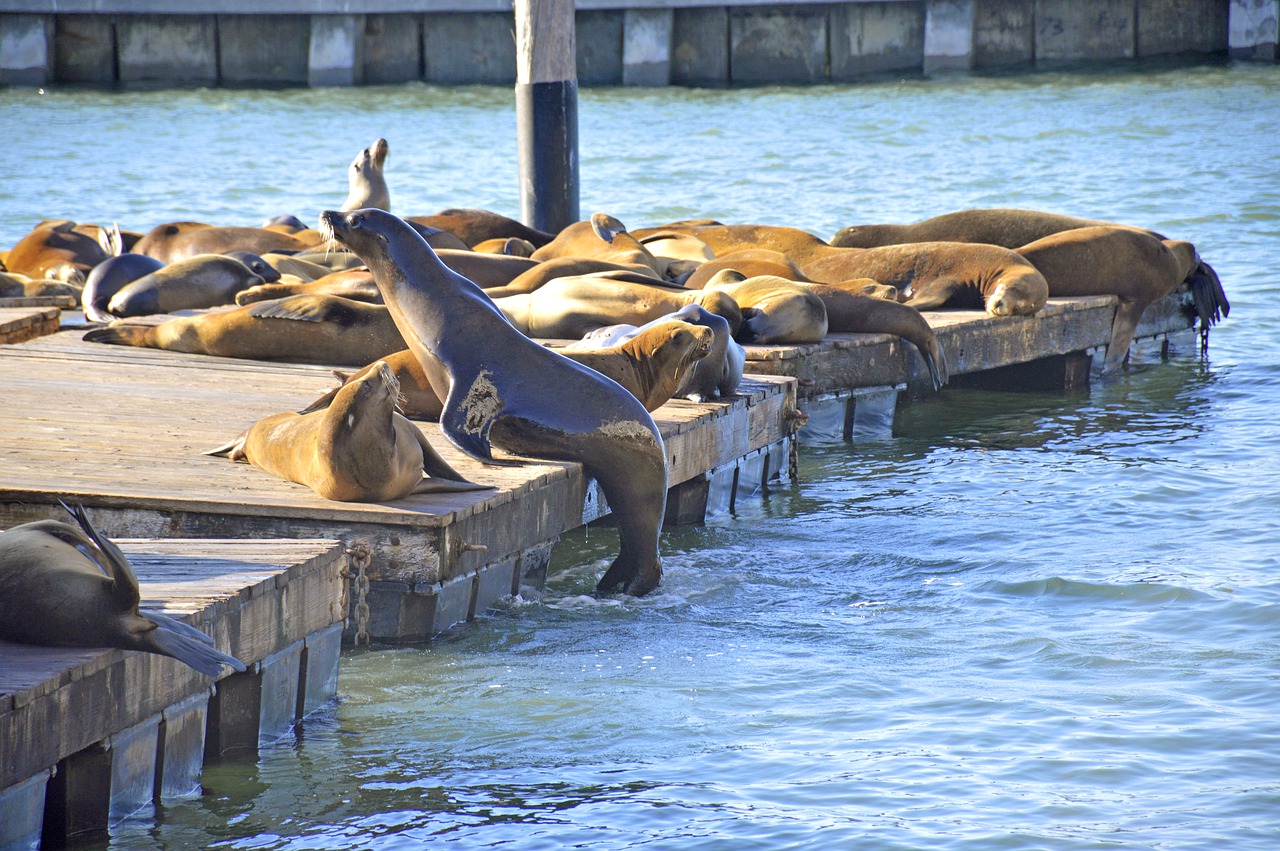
<box><xmin>83</xmin><ymin>294</ymin><xmax>406</xmax><ymax>366</ymax></box>
<box><xmin>830</xmin><ymin>208</ymin><xmax>1163</xmax><ymax>249</ymax></box>
<box><xmin>406</xmin><ymin>208</ymin><xmax>556</xmax><ymax>248</ymax></box>
<box><xmin>206</xmin><ymin>361</ymin><xmax>487</xmax><ymax>501</ymax></box>
<box><xmin>321</xmin><ymin>207</ymin><xmax>669</xmax><ymax>596</ymax></box>
<box><xmin>0</xmin><ymin>503</ymin><xmax>246</xmax><ymax>677</ymax></box>
<box><xmin>81</xmin><ymin>253</ymin><xmax>167</xmax><ymax>321</ymax></box>
<box><xmin>1014</xmin><ymin>226</ymin><xmax>1228</xmax><ymax>371</ymax></box>
<box><xmin>106</xmin><ymin>254</ymin><xmax>267</xmax><ymax>317</ymax></box>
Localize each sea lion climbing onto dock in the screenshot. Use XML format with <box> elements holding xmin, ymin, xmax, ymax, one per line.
<box><xmin>320</xmin><ymin>208</ymin><xmax>670</xmax><ymax>596</ymax></box>
<box><xmin>206</xmin><ymin>361</ymin><xmax>487</xmax><ymax>502</ymax></box>
<box><xmin>0</xmin><ymin>503</ymin><xmax>246</xmax><ymax>677</ymax></box>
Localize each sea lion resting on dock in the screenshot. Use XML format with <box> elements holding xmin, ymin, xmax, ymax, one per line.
<box><xmin>105</xmin><ymin>253</ymin><xmax>268</xmax><ymax>317</ymax></box>
<box><xmin>407</xmin><ymin>208</ymin><xmax>557</xmax><ymax>249</ymax></box>
<box><xmin>668</xmin><ymin>224</ymin><xmax>1049</xmax><ymax>317</ymax></box>
<box><xmin>133</xmin><ymin>222</ymin><xmax>308</xmax><ymax>264</ymax></box>
<box><xmin>567</xmin><ymin>304</ymin><xmax>745</xmax><ymax>402</ymax></box>
<box><xmin>207</xmin><ymin>360</ymin><xmax>487</xmax><ymax>502</ymax></box>
<box><xmin>495</xmin><ymin>270</ymin><xmax>742</xmax><ymax>340</ymax></box>
<box><xmin>0</xmin><ymin>503</ymin><xmax>246</xmax><ymax>677</ymax></box>
<box><xmin>82</xmin><ymin>294</ymin><xmax>407</xmax><ymax>367</ymax></box>
<box><xmin>531</xmin><ymin>213</ymin><xmax>669</xmax><ymax>279</ymax></box>
<box><xmin>702</xmin><ymin>272</ymin><xmax>829</xmax><ymax>344</ymax></box>
<box><xmin>1014</xmin><ymin>225</ymin><xmax>1228</xmax><ymax>371</ymax></box>
<box><xmin>303</xmin><ymin>321</ymin><xmax>714</xmax><ymax>420</ymax></box>
<box><xmin>830</xmin><ymin>208</ymin><xmax>1163</xmax><ymax>249</ymax></box>
<box><xmin>4</xmin><ymin>219</ymin><xmax>115</xmax><ymax>283</ymax></box>
<box><xmin>321</xmin><ymin>207</ymin><xmax>670</xmax><ymax>597</ymax></box>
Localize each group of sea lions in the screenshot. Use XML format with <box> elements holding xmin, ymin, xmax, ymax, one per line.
<box><xmin>0</xmin><ymin>138</ymin><xmax>1232</xmax><ymax>646</ymax></box>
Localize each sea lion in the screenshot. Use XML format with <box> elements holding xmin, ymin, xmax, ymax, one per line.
<box><xmin>81</xmin><ymin>253</ymin><xmax>167</xmax><ymax>321</ymax></box>
<box><xmin>106</xmin><ymin>254</ymin><xmax>267</xmax><ymax>317</ymax></box>
<box><xmin>340</xmin><ymin>137</ymin><xmax>391</xmax><ymax>212</ymax></box>
<box><xmin>531</xmin><ymin>213</ymin><xmax>666</xmax><ymax>278</ymax></box>
<box><xmin>1014</xmin><ymin>225</ymin><xmax>1228</xmax><ymax>371</ymax></box>
<box><xmin>702</xmin><ymin>271</ymin><xmax>829</xmax><ymax>344</ymax></box>
<box><xmin>434</xmin><ymin>249</ymin><xmax>541</xmax><ymax>289</ymax></box>
<box><xmin>406</xmin><ymin>208</ymin><xmax>556</xmax><ymax>248</ymax></box>
<box><xmin>831</xmin><ymin>208</ymin><xmax>1163</xmax><ymax>249</ymax></box>
<box><xmin>0</xmin><ymin>503</ymin><xmax>246</xmax><ymax>677</ymax></box>
<box><xmin>262</xmin><ymin>214</ymin><xmax>309</xmax><ymax>232</ymax></box>
<box><xmin>83</xmin><ymin>294</ymin><xmax>406</xmax><ymax>366</ymax></box>
<box><xmin>235</xmin><ymin>269</ymin><xmax>382</xmax><ymax>306</ymax></box>
<box><xmin>683</xmin><ymin>248</ymin><xmax>815</xmax><ymax>289</ymax></box>
<box><xmin>260</xmin><ymin>254</ymin><xmax>338</xmax><ymax>282</ymax></box>
<box><xmin>0</xmin><ymin>271</ymin><xmax>82</xmax><ymax>300</ymax></box>
<box><xmin>405</xmin><ymin>222</ymin><xmax>470</xmax><ymax>251</ymax></box>
<box><xmin>569</xmin><ymin>304</ymin><xmax>745</xmax><ymax>402</ymax></box>
<box><xmin>495</xmin><ymin>270</ymin><xmax>743</xmax><ymax>340</ymax></box>
<box><xmin>320</xmin><ymin>207</ymin><xmax>669</xmax><ymax>596</ymax></box>
<box><xmin>484</xmin><ymin>257</ymin><xmax>672</xmax><ymax>299</ymax></box>
<box><xmin>305</xmin><ymin>321</ymin><xmax>713</xmax><ymax>419</ymax></box>
<box><xmin>225</xmin><ymin>251</ymin><xmax>282</xmax><ymax>283</ymax></box>
<box><xmin>472</xmin><ymin>237</ymin><xmax>537</xmax><ymax>257</ymax></box>
<box><xmin>134</xmin><ymin>223</ymin><xmax>307</xmax><ymax>264</ymax></box>
<box><xmin>669</xmin><ymin>224</ymin><xmax>1048</xmax><ymax>316</ymax></box>
<box><xmin>805</xmin><ymin>283</ymin><xmax>948</xmax><ymax>390</ymax></box>
<box><xmin>206</xmin><ymin>361</ymin><xmax>486</xmax><ymax>502</ymax></box>
<box><xmin>4</xmin><ymin>220</ymin><xmax>113</xmax><ymax>283</ymax></box>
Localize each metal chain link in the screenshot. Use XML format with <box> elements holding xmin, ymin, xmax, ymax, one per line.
<box><xmin>345</xmin><ymin>542</ymin><xmax>373</xmax><ymax>647</ymax></box>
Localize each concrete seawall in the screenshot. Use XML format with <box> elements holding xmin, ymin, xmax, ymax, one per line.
<box><xmin>0</xmin><ymin>0</ymin><xmax>1273</xmax><ymax>88</ymax></box>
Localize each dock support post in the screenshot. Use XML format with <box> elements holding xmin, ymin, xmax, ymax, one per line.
<box><xmin>42</xmin><ymin>744</ymin><xmax>112</xmax><ymax>847</ymax></box>
<box><xmin>515</xmin><ymin>0</ymin><xmax>580</xmax><ymax>233</ymax></box>
<box><xmin>0</xmin><ymin>14</ymin><xmax>52</xmax><ymax>86</ymax></box>
<box><xmin>623</xmin><ymin>9</ymin><xmax>674</xmax><ymax>85</ymax></box>
<box><xmin>923</xmin><ymin>0</ymin><xmax>975</xmax><ymax>74</ymax></box>
<box><xmin>1</xmin><ymin>770</ymin><xmax>50</xmax><ymax>851</ymax></box>
<box><xmin>204</xmin><ymin>670</ymin><xmax>262</xmax><ymax>761</ymax></box>
<box><xmin>1229</xmin><ymin>0</ymin><xmax>1280</xmax><ymax>59</ymax></box>
<box><xmin>309</xmin><ymin>14</ymin><xmax>365</xmax><ymax>87</ymax></box>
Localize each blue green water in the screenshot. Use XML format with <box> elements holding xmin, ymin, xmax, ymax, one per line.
<box><xmin>3</xmin><ymin>59</ymin><xmax>1279</xmax><ymax>849</ymax></box>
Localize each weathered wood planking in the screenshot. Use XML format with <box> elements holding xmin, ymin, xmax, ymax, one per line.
<box><xmin>0</xmin><ymin>306</ymin><xmax>61</xmax><ymax>344</ymax></box>
<box><xmin>744</xmin><ymin>290</ymin><xmax>1195</xmax><ymax>399</ymax></box>
<box><xmin>0</xmin><ymin>331</ymin><xmax>794</xmax><ymax>584</ymax></box>
<box><xmin>0</xmin><ymin>537</ymin><xmax>346</xmax><ymax>791</ymax></box>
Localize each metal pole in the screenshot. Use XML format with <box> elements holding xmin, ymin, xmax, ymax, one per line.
<box><xmin>514</xmin><ymin>0</ymin><xmax>580</xmax><ymax>233</ymax></box>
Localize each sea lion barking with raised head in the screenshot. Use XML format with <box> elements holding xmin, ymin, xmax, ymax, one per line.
<box><xmin>320</xmin><ymin>208</ymin><xmax>669</xmax><ymax>596</ymax></box>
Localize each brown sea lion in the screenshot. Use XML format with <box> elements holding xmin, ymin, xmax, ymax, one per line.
<box><xmin>305</xmin><ymin>321</ymin><xmax>713</xmax><ymax>419</ymax></box>
<box><xmin>206</xmin><ymin>361</ymin><xmax>486</xmax><ymax>501</ymax></box>
<box><xmin>683</xmin><ymin>249</ymin><xmax>899</xmax><ymax>300</ymax></box>
<box><xmin>805</xmin><ymin>283</ymin><xmax>948</xmax><ymax>390</ymax></box>
<box><xmin>83</xmin><ymin>294</ymin><xmax>406</xmax><ymax>366</ymax></box>
<box><xmin>320</xmin><ymin>207</ymin><xmax>670</xmax><ymax>596</ymax></box>
<box><xmin>0</xmin><ymin>503</ymin><xmax>246</xmax><ymax>677</ymax></box>
<box><xmin>235</xmin><ymin>269</ymin><xmax>382</xmax><ymax>306</ymax></box>
<box><xmin>1014</xmin><ymin>226</ymin><xmax>1228</xmax><ymax>371</ymax></box>
<box><xmin>134</xmin><ymin>223</ymin><xmax>307</xmax><ymax>264</ymax></box>
<box><xmin>434</xmin><ymin>248</ymin><xmax>541</xmax><ymax>289</ymax></box>
<box><xmin>0</xmin><ymin>271</ymin><xmax>83</xmax><ymax>300</ymax></box>
<box><xmin>106</xmin><ymin>253</ymin><xmax>266</xmax><ymax>317</ymax></box>
<box><xmin>701</xmin><ymin>271</ymin><xmax>829</xmax><ymax>344</ymax></box>
<box><xmin>830</xmin><ymin>208</ymin><xmax>1163</xmax><ymax>249</ymax></box>
<box><xmin>484</xmin><ymin>257</ymin><xmax>670</xmax><ymax>299</ymax></box>
<box><xmin>472</xmin><ymin>237</ymin><xmax>537</xmax><ymax>256</ymax></box>
<box><xmin>531</xmin><ymin>213</ymin><xmax>666</xmax><ymax>278</ymax></box>
<box><xmin>340</xmin><ymin>138</ymin><xmax>390</xmax><ymax>212</ymax></box>
<box><xmin>4</xmin><ymin>220</ymin><xmax>113</xmax><ymax>283</ymax></box>
<box><xmin>495</xmin><ymin>270</ymin><xmax>743</xmax><ymax>340</ymax></box>
<box><xmin>406</xmin><ymin>208</ymin><xmax>556</xmax><ymax>248</ymax></box>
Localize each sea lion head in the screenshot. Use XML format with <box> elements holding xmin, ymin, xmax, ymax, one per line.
<box><xmin>320</xmin><ymin>208</ymin><xmax>407</xmax><ymax>276</ymax></box>
<box><xmin>985</xmin><ymin>269</ymin><xmax>1048</xmax><ymax>317</ymax></box>
<box><xmin>226</xmin><ymin>251</ymin><xmax>282</xmax><ymax>283</ymax></box>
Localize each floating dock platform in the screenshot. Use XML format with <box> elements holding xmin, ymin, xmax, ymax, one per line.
<box><xmin>0</xmin><ymin>537</ymin><xmax>347</xmax><ymax>849</ymax></box>
<box><xmin>0</xmin><ymin>329</ymin><xmax>798</xmax><ymax>645</ymax></box>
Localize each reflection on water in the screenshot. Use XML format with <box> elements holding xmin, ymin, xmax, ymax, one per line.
<box><xmin>7</xmin><ymin>61</ymin><xmax>1280</xmax><ymax>849</ymax></box>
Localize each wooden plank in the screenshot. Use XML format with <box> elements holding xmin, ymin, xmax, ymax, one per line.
<box><xmin>0</xmin><ymin>538</ymin><xmax>345</xmax><ymax>791</ymax></box>
<box><xmin>0</xmin><ymin>307</ymin><xmax>60</xmax><ymax>344</ymax></box>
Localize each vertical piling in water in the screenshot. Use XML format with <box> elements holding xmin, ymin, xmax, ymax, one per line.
<box><xmin>515</xmin><ymin>0</ymin><xmax>580</xmax><ymax>234</ymax></box>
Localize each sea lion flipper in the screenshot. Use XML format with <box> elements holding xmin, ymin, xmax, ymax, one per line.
<box><xmin>62</xmin><ymin>501</ymin><xmax>142</xmax><ymax>609</ymax></box>
<box><xmin>245</xmin><ymin>295</ymin><xmax>349</xmax><ymax>323</ymax></box>
<box><xmin>412</xmin><ymin>477</ymin><xmax>494</xmax><ymax>494</ymax></box>
<box><xmin>590</xmin><ymin>213</ymin><xmax>628</xmax><ymax>244</ymax></box>
<box><xmin>203</xmin><ymin>431</ymin><xmax>249</xmax><ymax>462</ymax></box>
<box><xmin>146</xmin><ymin>621</ymin><xmax>246</xmax><ymax>677</ymax></box>
<box><xmin>407</xmin><ymin>421</ymin><xmax>492</xmax><ymax>485</ymax></box>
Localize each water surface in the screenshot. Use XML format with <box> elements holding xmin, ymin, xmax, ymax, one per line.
<box><xmin>3</xmin><ymin>60</ymin><xmax>1278</xmax><ymax>849</ymax></box>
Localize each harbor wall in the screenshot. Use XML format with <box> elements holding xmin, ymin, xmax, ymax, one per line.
<box><xmin>0</xmin><ymin>0</ymin><xmax>1268</xmax><ymax>88</ymax></box>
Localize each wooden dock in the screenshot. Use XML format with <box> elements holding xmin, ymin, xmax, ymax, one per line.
<box><xmin>0</xmin><ymin>537</ymin><xmax>347</xmax><ymax>849</ymax></box>
<box><xmin>744</xmin><ymin>290</ymin><xmax>1196</xmax><ymax>440</ymax></box>
<box><xmin>0</xmin><ymin>329</ymin><xmax>798</xmax><ymax>642</ymax></box>
<box><xmin>0</xmin><ymin>304</ymin><xmax>63</xmax><ymax>345</ymax></box>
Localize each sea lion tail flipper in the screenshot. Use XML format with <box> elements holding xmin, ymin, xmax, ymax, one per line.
<box><xmin>413</xmin><ymin>477</ymin><xmax>494</xmax><ymax>494</ymax></box>
<box><xmin>1188</xmin><ymin>259</ymin><xmax>1230</xmax><ymax>328</ymax></box>
<box><xmin>590</xmin><ymin>213</ymin><xmax>628</xmax><ymax>244</ymax></box>
<box><xmin>61</xmin><ymin>501</ymin><xmax>143</xmax><ymax>609</ymax></box>
<box><xmin>142</xmin><ymin>608</ymin><xmax>216</xmax><ymax>646</ymax></box>
<box><xmin>203</xmin><ymin>431</ymin><xmax>249</xmax><ymax>461</ymax></box>
<box><xmin>298</xmin><ymin>386</ymin><xmax>341</xmax><ymax>415</ymax></box>
<box><xmin>146</xmin><ymin>621</ymin><xmax>247</xmax><ymax>676</ymax></box>
<box><xmin>409</xmin><ymin>424</ymin><xmax>489</xmax><ymax>484</ymax></box>
<box><xmin>82</xmin><ymin>325</ymin><xmax>154</xmax><ymax>348</ymax></box>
